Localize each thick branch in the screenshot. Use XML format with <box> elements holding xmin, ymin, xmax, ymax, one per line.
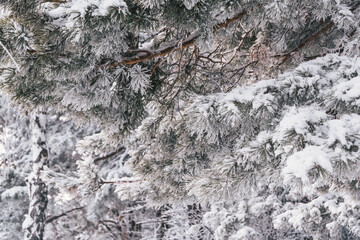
<box><xmin>212</xmin><ymin>11</ymin><xmax>248</xmax><ymax>32</ymax></box>
<box><xmin>46</xmin><ymin>207</ymin><xmax>84</xmax><ymax>223</ymax></box>
<box><xmin>279</xmin><ymin>2</ymin><xmax>360</xmax><ymax>65</ymax></box>
<box><xmin>106</xmin><ymin>11</ymin><xmax>247</xmax><ymax>67</ymax></box>
<box><xmin>279</xmin><ymin>20</ymin><xmax>335</xmax><ymax>65</ymax></box>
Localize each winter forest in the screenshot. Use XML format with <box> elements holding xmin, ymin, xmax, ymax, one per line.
<box><xmin>1</xmin><ymin>0</ymin><xmax>360</xmax><ymax>239</ymax></box>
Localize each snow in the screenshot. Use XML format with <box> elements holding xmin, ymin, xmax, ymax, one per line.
<box><xmin>327</xmin><ymin>119</ymin><xmax>348</xmax><ymax>146</ymax></box>
<box><xmin>0</xmin><ymin>142</ymin><xmax>4</xmax><ymax>154</ymax></box>
<box><xmin>309</xmin><ymin>207</ymin><xmax>321</xmax><ymax>223</ymax></box>
<box><xmin>229</xmin><ymin>226</ymin><xmax>259</xmax><ymax>240</ymax></box>
<box><xmin>1</xmin><ymin>186</ymin><xmax>27</xmax><ymax>199</ymax></box>
<box><xmin>252</xmin><ymin>92</ymin><xmax>275</xmax><ymax>109</ymax></box>
<box><xmin>327</xmin><ymin>114</ymin><xmax>360</xmax><ymax>147</ymax></box>
<box><xmin>130</xmin><ymin>65</ymin><xmax>150</xmax><ymax>95</ymax></box>
<box><xmin>333</xmin><ymin>76</ymin><xmax>360</xmax><ymax>103</ymax></box>
<box><xmin>22</xmin><ymin>214</ymin><xmax>32</xmax><ymax>229</ymax></box>
<box><xmin>273</xmin><ymin>106</ymin><xmax>328</xmax><ymax>143</ymax></box>
<box><xmin>283</xmin><ymin>146</ymin><xmax>333</xmax><ymax>184</ymax></box>
<box><xmin>183</xmin><ymin>0</ymin><xmax>201</xmax><ymax>10</ymax></box>
<box><xmin>47</xmin><ymin>0</ymin><xmax>128</xmax><ymax>28</ymax></box>
<box><xmin>223</xmin><ymin>79</ymin><xmax>277</xmax><ymax>105</ymax></box>
<box><xmin>0</xmin><ymin>6</ymin><xmax>10</xmax><ymax>19</ymax></box>
<box><xmin>50</xmin><ymin>0</ymin><xmax>127</xmax><ymax>17</ymax></box>
<box><xmin>249</xmin><ymin>195</ymin><xmax>280</xmax><ymax>217</ymax></box>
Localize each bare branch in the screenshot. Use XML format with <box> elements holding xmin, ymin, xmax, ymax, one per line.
<box><xmin>93</xmin><ymin>146</ymin><xmax>126</xmax><ymax>163</ymax></box>
<box><xmin>46</xmin><ymin>206</ymin><xmax>84</xmax><ymax>224</ymax></box>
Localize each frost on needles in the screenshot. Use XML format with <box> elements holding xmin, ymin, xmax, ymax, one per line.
<box><xmin>0</xmin><ymin>0</ymin><xmax>360</xmax><ymax>239</ymax></box>
<box><xmin>124</xmin><ymin>55</ymin><xmax>360</xmax><ymax>238</ymax></box>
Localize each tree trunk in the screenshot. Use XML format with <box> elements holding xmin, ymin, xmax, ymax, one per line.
<box><xmin>23</xmin><ymin>112</ymin><xmax>48</xmax><ymax>240</ymax></box>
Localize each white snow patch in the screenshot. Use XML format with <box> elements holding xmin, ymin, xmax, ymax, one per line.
<box><xmin>327</xmin><ymin>114</ymin><xmax>360</xmax><ymax>147</ymax></box>
<box><xmin>273</xmin><ymin>106</ymin><xmax>327</xmax><ymax>142</ymax></box>
<box><xmin>229</xmin><ymin>226</ymin><xmax>259</xmax><ymax>240</ymax></box>
<box><xmin>47</xmin><ymin>0</ymin><xmax>128</xmax><ymax>28</ymax></box>
<box><xmin>283</xmin><ymin>146</ymin><xmax>333</xmax><ymax>184</ymax></box>
<box><xmin>1</xmin><ymin>186</ymin><xmax>27</xmax><ymax>199</ymax></box>
<box><xmin>333</xmin><ymin>76</ymin><xmax>360</xmax><ymax>102</ymax></box>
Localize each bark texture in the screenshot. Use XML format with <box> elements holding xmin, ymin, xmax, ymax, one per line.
<box><xmin>23</xmin><ymin>112</ymin><xmax>48</xmax><ymax>240</ymax></box>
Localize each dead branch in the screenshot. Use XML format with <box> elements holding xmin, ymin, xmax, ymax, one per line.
<box><xmin>46</xmin><ymin>206</ymin><xmax>84</xmax><ymax>223</ymax></box>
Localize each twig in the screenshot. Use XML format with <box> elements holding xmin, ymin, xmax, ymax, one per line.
<box><xmin>204</xmin><ymin>225</ymin><xmax>214</xmax><ymax>235</ymax></box>
<box><xmin>198</xmin><ymin>55</ymin><xmax>224</xmax><ymax>64</ymax></box>
<box><xmin>150</xmin><ymin>58</ymin><xmax>162</xmax><ymax>76</ymax></box>
<box><xmin>99</xmin><ymin>220</ymin><xmax>118</xmax><ymax>239</ymax></box>
<box><xmin>0</xmin><ymin>40</ymin><xmax>20</xmax><ymax>71</ymax></box>
<box><xmin>119</xmin><ymin>216</ymin><xmax>127</xmax><ymax>240</ymax></box>
<box><xmin>101</xmin><ymin>179</ymin><xmax>141</xmax><ymax>184</ymax></box>
<box><xmin>43</xmin><ymin>0</ymin><xmax>67</xmax><ymax>3</ymax></box>
<box><xmin>93</xmin><ymin>146</ymin><xmax>126</xmax><ymax>163</ymax></box>
<box><xmin>46</xmin><ymin>207</ymin><xmax>84</xmax><ymax>223</ymax></box>
<box><xmin>223</xmin><ymin>29</ymin><xmax>252</xmax><ymax>69</ymax></box>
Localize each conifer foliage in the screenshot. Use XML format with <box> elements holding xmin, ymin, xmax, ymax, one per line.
<box><xmin>0</xmin><ymin>0</ymin><xmax>360</xmax><ymax>239</ymax></box>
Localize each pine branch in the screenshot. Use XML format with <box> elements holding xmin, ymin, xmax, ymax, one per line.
<box><xmin>101</xmin><ymin>179</ymin><xmax>140</xmax><ymax>184</ymax></box>
<box><xmin>279</xmin><ymin>2</ymin><xmax>360</xmax><ymax>65</ymax></box>
<box><xmin>46</xmin><ymin>207</ymin><xmax>84</xmax><ymax>223</ymax></box>
<box><xmin>43</xmin><ymin>0</ymin><xmax>67</xmax><ymax>3</ymax></box>
<box><xmin>278</xmin><ymin>20</ymin><xmax>335</xmax><ymax>65</ymax></box>
<box><xmin>93</xmin><ymin>146</ymin><xmax>126</xmax><ymax>163</ymax></box>
<box><xmin>104</xmin><ymin>11</ymin><xmax>247</xmax><ymax>68</ymax></box>
<box><xmin>212</xmin><ymin>11</ymin><xmax>247</xmax><ymax>33</ymax></box>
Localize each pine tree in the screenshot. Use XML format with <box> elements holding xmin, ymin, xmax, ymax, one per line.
<box><xmin>123</xmin><ymin>54</ymin><xmax>360</xmax><ymax>239</ymax></box>
<box><xmin>0</xmin><ymin>0</ymin><xmax>360</xmax><ymax>239</ymax></box>
<box><xmin>0</xmin><ymin>95</ymin><xmax>31</xmax><ymax>240</ymax></box>
<box><xmin>0</xmin><ymin>94</ymin><xmax>162</xmax><ymax>240</ymax></box>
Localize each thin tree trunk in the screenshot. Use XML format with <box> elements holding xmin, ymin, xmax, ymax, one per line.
<box><xmin>23</xmin><ymin>112</ymin><xmax>49</xmax><ymax>240</ymax></box>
